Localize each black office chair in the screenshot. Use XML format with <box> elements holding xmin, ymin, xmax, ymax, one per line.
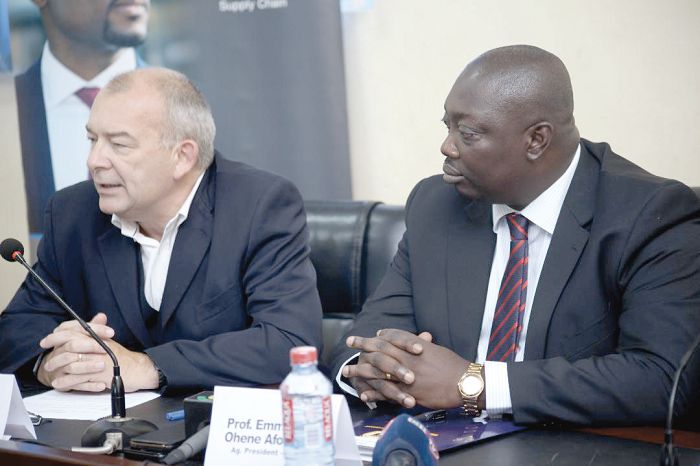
<box><xmin>304</xmin><ymin>201</ymin><xmax>405</xmax><ymax>367</ymax></box>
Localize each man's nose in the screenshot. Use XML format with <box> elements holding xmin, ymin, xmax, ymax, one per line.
<box><xmin>440</xmin><ymin>134</ymin><xmax>459</xmax><ymax>159</ymax></box>
<box><xmin>87</xmin><ymin>142</ymin><xmax>110</xmax><ymax>172</ymax></box>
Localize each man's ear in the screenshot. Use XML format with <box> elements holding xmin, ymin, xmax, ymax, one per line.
<box><xmin>525</xmin><ymin>121</ymin><xmax>553</xmax><ymax>161</ymax></box>
<box><xmin>172</xmin><ymin>139</ymin><xmax>200</xmax><ymax>179</ymax></box>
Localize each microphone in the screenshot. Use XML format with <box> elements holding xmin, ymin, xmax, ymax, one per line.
<box><xmin>372</xmin><ymin>414</ymin><xmax>439</xmax><ymax>466</ymax></box>
<box><xmin>660</xmin><ymin>332</ymin><xmax>700</xmax><ymax>466</ymax></box>
<box><xmin>162</xmin><ymin>424</ymin><xmax>210</xmax><ymax>465</ymax></box>
<box><xmin>0</xmin><ymin>238</ymin><xmax>157</xmax><ymax>451</ymax></box>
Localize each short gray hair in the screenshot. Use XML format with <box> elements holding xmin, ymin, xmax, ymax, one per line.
<box><xmin>104</xmin><ymin>68</ymin><xmax>216</xmax><ymax>170</ymax></box>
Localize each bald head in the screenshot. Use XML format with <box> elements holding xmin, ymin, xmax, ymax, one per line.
<box><xmin>440</xmin><ymin>45</ymin><xmax>580</xmax><ymax>209</ymax></box>
<box><xmin>102</xmin><ymin>68</ymin><xmax>216</xmax><ymax>170</ymax></box>
<box><xmin>461</xmin><ymin>45</ymin><xmax>575</xmax><ymax>129</ymax></box>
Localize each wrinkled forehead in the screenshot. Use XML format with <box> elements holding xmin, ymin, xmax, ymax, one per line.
<box><xmin>99</xmin><ymin>79</ymin><xmax>164</xmax><ymax>112</ymax></box>
<box><xmin>89</xmin><ymin>86</ymin><xmax>165</xmax><ymax>135</ymax></box>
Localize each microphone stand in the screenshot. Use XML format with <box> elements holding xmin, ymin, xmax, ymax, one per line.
<box><xmin>8</xmin><ymin>247</ymin><xmax>157</xmax><ymax>451</ymax></box>
<box><xmin>660</xmin><ymin>331</ymin><xmax>700</xmax><ymax>466</ymax></box>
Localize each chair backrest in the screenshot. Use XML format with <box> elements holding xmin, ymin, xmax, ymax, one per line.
<box><xmin>304</xmin><ymin>201</ymin><xmax>405</xmax><ymax>366</ymax></box>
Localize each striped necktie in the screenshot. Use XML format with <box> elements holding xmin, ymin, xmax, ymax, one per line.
<box><xmin>487</xmin><ymin>213</ymin><xmax>529</xmax><ymax>362</ymax></box>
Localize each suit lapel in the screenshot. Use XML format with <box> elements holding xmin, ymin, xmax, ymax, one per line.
<box><xmin>446</xmin><ymin>200</ymin><xmax>496</xmax><ymax>360</ymax></box>
<box><xmin>524</xmin><ymin>145</ymin><xmax>598</xmax><ymax>359</ymax></box>
<box><xmin>158</xmin><ymin>169</ymin><xmax>215</xmax><ymax>326</ymax></box>
<box><xmin>97</xmin><ymin>227</ymin><xmax>152</xmax><ymax>347</ymax></box>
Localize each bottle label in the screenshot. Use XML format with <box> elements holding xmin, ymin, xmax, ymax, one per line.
<box><xmin>322</xmin><ymin>395</ymin><xmax>332</xmax><ymax>442</ymax></box>
<box><xmin>282</xmin><ymin>398</ymin><xmax>294</xmax><ymax>442</ymax></box>
<box><xmin>282</xmin><ymin>395</ymin><xmax>333</xmax><ymax>448</ymax></box>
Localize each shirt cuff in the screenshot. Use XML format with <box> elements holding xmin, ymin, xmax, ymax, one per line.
<box><xmin>484</xmin><ymin>361</ymin><xmax>513</xmax><ymax>417</ymax></box>
<box><xmin>335</xmin><ymin>352</ymin><xmax>377</xmax><ymax>410</ymax></box>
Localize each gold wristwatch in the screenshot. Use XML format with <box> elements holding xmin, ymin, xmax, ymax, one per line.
<box><xmin>457</xmin><ymin>362</ymin><xmax>484</xmax><ymax>417</ymax></box>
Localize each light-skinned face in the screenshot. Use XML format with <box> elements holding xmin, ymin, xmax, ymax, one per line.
<box><xmin>86</xmin><ymin>84</ymin><xmax>179</xmax><ymax>226</ymax></box>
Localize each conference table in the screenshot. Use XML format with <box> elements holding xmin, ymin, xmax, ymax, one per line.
<box><xmin>1</xmin><ymin>393</ymin><xmax>699</xmax><ymax>465</ymax></box>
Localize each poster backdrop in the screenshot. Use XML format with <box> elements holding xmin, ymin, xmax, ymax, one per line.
<box><xmin>7</xmin><ymin>0</ymin><xmax>351</xmax><ymax>238</ymax></box>
<box><xmin>185</xmin><ymin>1</ymin><xmax>352</xmax><ymax>201</ymax></box>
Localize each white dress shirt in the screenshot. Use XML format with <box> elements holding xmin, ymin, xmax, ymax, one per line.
<box><xmin>40</xmin><ymin>43</ymin><xmax>138</xmax><ymax>191</ymax></box>
<box><xmin>480</xmin><ymin>145</ymin><xmax>580</xmax><ymax>416</ymax></box>
<box><xmin>337</xmin><ymin>145</ymin><xmax>581</xmax><ymax>415</ymax></box>
<box><xmin>111</xmin><ymin>173</ymin><xmax>205</xmax><ymax>311</ymax></box>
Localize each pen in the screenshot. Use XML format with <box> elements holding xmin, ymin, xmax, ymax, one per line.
<box><xmin>166</xmin><ymin>409</ymin><xmax>185</xmax><ymax>421</ymax></box>
<box><xmin>412</xmin><ymin>409</ymin><xmax>447</xmax><ymax>423</ymax></box>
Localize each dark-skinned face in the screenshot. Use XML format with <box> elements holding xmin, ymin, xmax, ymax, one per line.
<box><xmin>440</xmin><ymin>71</ymin><xmax>535</xmax><ymax>209</ymax></box>
<box><xmin>42</xmin><ymin>0</ymin><xmax>149</xmax><ymax>49</ymax></box>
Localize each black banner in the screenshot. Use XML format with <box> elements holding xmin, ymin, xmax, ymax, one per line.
<box><xmin>185</xmin><ymin>1</ymin><xmax>352</xmax><ymax>199</ymax></box>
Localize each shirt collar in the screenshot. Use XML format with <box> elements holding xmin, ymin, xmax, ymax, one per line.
<box><xmin>492</xmin><ymin>143</ymin><xmax>581</xmax><ymax>235</ymax></box>
<box><xmin>40</xmin><ymin>42</ymin><xmax>138</xmax><ymax>109</ymax></box>
<box><xmin>111</xmin><ymin>171</ymin><xmax>206</xmax><ymax>240</ymax></box>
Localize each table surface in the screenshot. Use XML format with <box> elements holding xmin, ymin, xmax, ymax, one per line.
<box><xmin>4</xmin><ymin>394</ymin><xmax>700</xmax><ymax>466</ymax></box>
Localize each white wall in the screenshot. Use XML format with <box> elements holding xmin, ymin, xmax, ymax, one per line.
<box><xmin>342</xmin><ymin>0</ymin><xmax>700</xmax><ymax>204</ymax></box>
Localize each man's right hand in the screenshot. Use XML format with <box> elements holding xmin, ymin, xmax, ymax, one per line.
<box><xmin>36</xmin><ymin>313</ymin><xmax>115</xmax><ymax>391</ymax></box>
<box><xmin>342</xmin><ymin>330</ymin><xmax>433</xmax><ymax>408</ymax></box>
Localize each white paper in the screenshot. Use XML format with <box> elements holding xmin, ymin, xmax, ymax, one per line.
<box><xmin>0</xmin><ymin>374</ymin><xmax>36</xmax><ymax>440</ymax></box>
<box><xmin>204</xmin><ymin>386</ymin><xmax>361</xmax><ymax>466</ymax></box>
<box><xmin>354</xmin><ymin>437</ymin><xmax>375</xmax><ymax>462</ymax></box>
<box><xmin>23</xmin><ymin>389</ymin><xmax>160</xmax><ymax>420</ymax></box>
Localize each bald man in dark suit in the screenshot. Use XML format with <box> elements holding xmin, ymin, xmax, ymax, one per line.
<box><xmin>333</xmin><ymin>45</ymin><xmax>700</xmax><ymax>427</ymax></box>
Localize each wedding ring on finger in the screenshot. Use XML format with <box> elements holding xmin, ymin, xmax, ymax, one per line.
<box><xmin>77</xmin><ymin>353</ymin><xmax>83</xmax><ymax>362</ymax></box>
<box><xmin>385</xmin><ymin>373</ymin><xmax>392</xmax><ymax>381</ymax></box>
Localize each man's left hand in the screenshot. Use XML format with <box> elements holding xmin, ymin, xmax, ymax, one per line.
<box><xmin>94</xmin><ymin>340</ymin><xmax>160</xmax><ymax>392</ymax></box>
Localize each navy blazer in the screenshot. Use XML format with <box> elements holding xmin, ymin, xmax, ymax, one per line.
<box><xmin>14</xmin><ymin>55</ymin><xmax>146</xmax><ymax>234</ymax></box>
<box><xmin>14</xmin><ymin>60</ymin><xmax>52</xmax><ymax>234</ymax></box>
<box><xmin>0</xmin><ymin>155</ymin><xmax>323</xmax><ymax>389</ymax></box>
<box><xmin>331</xmin><ymin>139</ymin><xmax>700</xmax><ymax>426</ymax></box>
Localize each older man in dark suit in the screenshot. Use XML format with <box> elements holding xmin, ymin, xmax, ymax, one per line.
<box><xmin>1</xmin><ymin>67</ymin><xmax>322</xmax><ymax>392</ymax></box>
<box><xmin>333</xmin><ymin>45</ymin><xmax>700</xmax><ymax>426</ymax></box>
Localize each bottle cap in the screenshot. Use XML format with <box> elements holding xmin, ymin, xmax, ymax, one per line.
<box><xmin>290</xmin><ymin>346</ymin><xmax>318</xmax><ymax>365</ymax></box>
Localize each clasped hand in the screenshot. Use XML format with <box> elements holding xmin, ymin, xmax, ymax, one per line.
<box><xmin>342</xmin><ymin>328</ymin><xmax>469</xmax><ymax>409</ymax></box>
<box><xmin>36</xmin><ymin>313</ymin><xmax>158</xmax><ymax>392</ymax></box>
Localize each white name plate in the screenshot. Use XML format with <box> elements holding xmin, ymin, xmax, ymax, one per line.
<box><xmin>204</xmin><ymin>386</ymin><xmax>361</xmax><ymax>466</ymax></box>
<box><xmin>0</xmin><ymin>374</ymin><xmax>36</xmax><ymax>440</ymax></box>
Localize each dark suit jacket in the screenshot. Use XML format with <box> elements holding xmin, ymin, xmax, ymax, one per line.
<box><xmin>14</xmin><ymin>54</ymin><xmax>146</xmax><ymax>233</ymax></box>
<box><xmin>331</xmin><ymin>139</ymin><xmax>700</xmax><ymax>426</ymax></box>
<box><xmin>0</xmin><ymin>155</ymin><xmax>323</xmax><ymax>389</ymax></box>
<box><xmin>15</xmin><ymin>60</ymin><xmax>52</xmax><ymax>234</ymax></box>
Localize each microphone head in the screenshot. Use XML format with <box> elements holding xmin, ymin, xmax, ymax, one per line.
<box><xmin>0</xmin><ymin>238</ymin><xmax>24</xmax><ymax>262</ymax></box>
<box><xmin>372</xmin><ymin>414</ymin><xmax>439</xmax><ymax>466</ymax></box>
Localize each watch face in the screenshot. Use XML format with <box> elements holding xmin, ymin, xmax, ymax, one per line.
<box><xmin>460</xmin><ymin>375</ymin><xmax>483</xmax><ymax>396</ymax></box>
